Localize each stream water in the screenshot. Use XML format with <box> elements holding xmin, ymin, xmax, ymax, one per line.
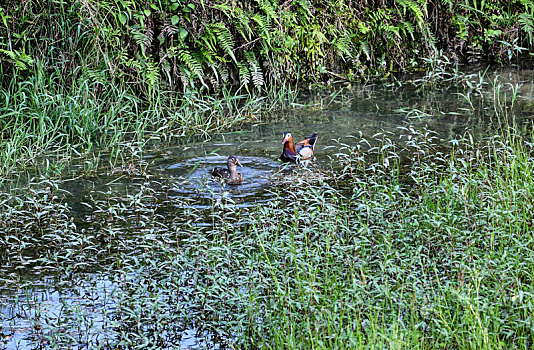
<box><xmin>1</xmin><ymin>65</ymin><xmax>534</xmax><ymax>349</ymax></box>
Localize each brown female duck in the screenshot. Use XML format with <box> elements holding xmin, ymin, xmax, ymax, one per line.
<box><xmin>280</xmin><ymin>131</ymin><xmax>318</xmax><ymax>163</ymax></box>
<box><xmin>211</xmin><ymin>155</ymin><xmax>244</xmax><ymax>185</ymax></box>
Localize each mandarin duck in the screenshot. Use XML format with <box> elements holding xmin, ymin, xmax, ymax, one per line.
<box><xmin>279</xmin><ymin>132</ymin><xmax>318</xmax><ymax>163</ymax></box>
<box><xmin>211</xmin><ymin>155</ymin><xmax>244</xmax><ymax>185</ymax></box>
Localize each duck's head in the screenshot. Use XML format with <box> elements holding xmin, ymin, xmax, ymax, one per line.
<box><xmin>282</xmin><ymin>131</ymin><xmax>293</xmax><ymax>145</ymax></box>
<box><xmin>227</xmin><ymin>155</ymin><xmax>243</xmax><ymax>169</ymax></box>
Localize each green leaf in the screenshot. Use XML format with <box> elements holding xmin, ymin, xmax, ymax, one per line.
<box><xmin>144</xmin><ymin>9</ymin><xmax>151</xmax><ymax>16</ymax></box>
<box><xmin>119</xmin><ymin>12</ymin><xmax>127</xmax><ymax>25</ymax></box>
<box><xmin>179</xmin><ymin>28</ymin><xmax>188</xmax><ymax>40</ymax></box>
<box><xmin>172</xmin><ymin>15</ymin><xmax>180</xmax><ymax>25</ymax></box>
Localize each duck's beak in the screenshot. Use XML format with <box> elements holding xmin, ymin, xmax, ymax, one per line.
<box><xmin>282</xmin><ymin>138</ymin><xmax>287</xmax><ymax>145</ymax></box>
<box><xmin>236</xmin><ymin>159</ymin><xmax>243</xmax><ymax>167</ymax></box>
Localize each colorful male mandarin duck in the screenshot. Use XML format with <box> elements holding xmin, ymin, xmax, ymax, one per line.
<box><xmin>211</xmin><ymin>155</ymin><xmax>244</xmax><ymax>185</ymax></box>
<box><xmin>279</xmin><ymin>132</ymin><xmax>318</xmax><ymax>163</ymax></box>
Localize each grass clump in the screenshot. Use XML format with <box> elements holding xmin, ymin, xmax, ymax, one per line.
<box><xmin>1</xmin><ymin>0</ymin><xmax>533</xmax><ymax>176</ymax></box>
<box><xmin>0</xmin><ymin>67</ymin><xmax>299</xmax><ymax>177</ymax></box>
<box><xmin>3</xmin><ymin>123</ymin><xmax>534</xmax><ymax>348</ymax></box>
<box><xmin>169</xmin><ymin>128</ymin><xmax>534</xmax><ymax>349</ymax></box>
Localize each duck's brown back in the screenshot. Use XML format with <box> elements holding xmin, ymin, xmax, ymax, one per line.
<box><xmin>211</xmin><ymin>167</ymin><xmax>230</xmax><ymax>178</ymax></box>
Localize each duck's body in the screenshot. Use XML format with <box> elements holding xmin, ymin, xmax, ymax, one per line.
<box><xmin>211</xmin><ymin>155</ymin><xmax>244</xmax><ymax>185</ymax></box>
<box><xmin>280</xmin><ymin>132</ymin><xmax>318</xmax><ymax>163</ymax></box>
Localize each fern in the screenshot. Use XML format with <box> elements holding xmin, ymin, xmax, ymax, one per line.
<box><xmin>143</xmin><ymin>60</ymin><xmax>160</xmax><ymax>87</ymax></box>
<box><xmin>238</xmin><ymin>61</ymin><xmax>251</xmax><ymax>86</ymax></box>
<box><xmin>212</xmin><ymin>2</ymin><xmax>233</xmax><ymax>15</ymax></box>
<box><xmin>519</xmin><ymin>13</ymin><xmax>534</xmax><ymax>44</ymax></box>
<box><xmin>294</xmin><ymin>0</ymin><xmax>311</xmax><ymax>14</ymax></box>
<box><xmin>441</xmin><ymin>0</ymin><xmax>454</xmax><ymax>10</ymax></box>
<box><xmin>384</xmin><ymin>24</ymin><xmax>401</xmax><ymax>40</ymax></box>
<box><xmin>245</xmin><ymin>52</ymin><xmax>264</xmax><ymax>88</ymax></box>
<box><xmin>398</xmin><ymin>0</ymin><xmax>425</xmax><ymax>28</ymax></box>
<box><xmin>234</xmin><ymin>8</ymin><xmax>253</xmax><ymax>41</ymax></box>
<box><xmin>518</xmin><ymin>0</ymin><xmax>534</xmax><ymax>13</ymax></box>
<box><xmin>399</xmin><ymin>21</ymin><xmax>415</xmax><ymax>40</ymax></box>
<box><xmin>210</xmin><ymin>22</ymin><xmax>237</xmax><ymax>64</ymax></box>
<box><xmin>256</xmin><ymin>0</ymin><xmax>278</xmax><ymax>23</ymax></box>
<box><xmin>177</xmin><ymin>48</ymin><xmax>208</xmax><ymax>88</ymax></box>
<box><xmin>131</xmin><ymin>24</ymin><xmax>149</xmax><ymax>57</ymax></box>
<box><xmin>252</xmin><ymin>14</ymin><xmax>272</xmax><ymax>45</ymax></box>
<box><xmin>333</xmin><ymin>35</ymin><xmax>353</xmax><ymax>60</ymax></box>
<box><xmin>200</xmin><ymin>27</ymin><xmax>219</xmax><ymax>55</ymax></box>
<box><xmin>219</xmin><ymin>66</ymin><xmax>229</xmax><ymax>83</ymax></box>
<box><xmin>360</xmin><ymin>41</ymin><xmax>371</xmax><ymax>61</ymax></box>
<box><xmin>0</xmin><ymin>49</ymin><xmax>34</xmax><ymax>70</ymax></box>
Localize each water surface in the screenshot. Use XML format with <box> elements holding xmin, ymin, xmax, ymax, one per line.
<box><xmin>2</xmin><ymin>65</ymin><xmax>534</xmax><ymax>349</ymax></box>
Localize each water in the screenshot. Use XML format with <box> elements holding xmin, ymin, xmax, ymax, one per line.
<box><xmin>2</xmin><ymin>66</ymin><xmax>534</xmax><ymax>349</ymax></box>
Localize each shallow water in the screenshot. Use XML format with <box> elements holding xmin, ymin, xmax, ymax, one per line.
<box><xmin>2</xmin><ymin>65</ymin><xmax>534</xmax><ymax>349</ymax></box>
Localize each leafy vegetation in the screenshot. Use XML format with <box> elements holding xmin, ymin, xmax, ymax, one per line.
<box><xmin>2</xmin><ymin>119</ymin><xmax>534</xmax><ymax>348</ymax></box>
<box><xmin>1</xmin><ymin>72</ymin><xmax>533</xmax><ymax>347</ymax></box>
<box><xmin>2</xmin><ymin>0</ymin><xmax>533</xmax><ymax>90</ymax></box>
<box><xmin>0</xmin><ymin>0</ymin><xmax>533</xmax><ymax>175</ymax></box>
<box><xmin>1</xmin><ymin>1</ymin><xmax>534</xmax><ymax>348</ymax></box>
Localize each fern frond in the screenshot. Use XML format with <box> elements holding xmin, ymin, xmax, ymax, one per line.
<box><xmin>131</xmin><ymin>24</ymin><xmax>149</xmax><ymax>57</ymax></box>
<box><xmin>252</xmin><ymin>13</ymin><xmax>269</xmax><ymax>34</ymax></box>
<box><xmin>245</xmin><ymin>52</ymin><xmax>264</xmax><ymax>88</ymax></box>
<box><xmin>360</xmin><ymin>41</ymin><xmax>371</xmax><ymax>61</ymax></box>
<box><xmin>398</xmin><ymin>0</ymin><xmax>425</xmax><ymax>28</ymax></box>
<box><xmin>212</xmin><ymin>2</ymin><xmax>233</xmax><ymax>15</ymax></box>
<box><xmin>333</xmin><ymin>35</ymin><xmax>352</xmax><ymax>60</ymax></box>
<box><xmin>210</xmin><ymin>22</ymin><xmax>237</xmax><ymax>64</ymax></box>
<box><xmin>238</xmin><ymin>62</ymin><xmax>251</xmax><ymax>86</ymax></box>
<box><xmin>295</xmin><ymin>0</ymin><xmax>311</xmax><ymax>14</ymax></box>
<box><xmin>0</xmin><ymin>48</ymin><xmax>35</xmax><ymax>70</ymax></box>
<box><xmin>399</xmin><ymin>21</ymin><xmax>415</xmax><ymax>40</ymax></box>
<box><xmin>519</xmin><ymin>13</ymin><xmax>534</xmax><ymax>44</ymax></box>
<box><xmin>252</xmin><ymin>14</ymin><xmax>272</xmax><ymax>45</ymax></box>
<box><xmin>219</xmin><ymin>66</ymin><xmax>229</xmax><ymax>83</ymax></box>
<box><xmin>139</xmin><ymin>60</ymin><xmax>159</xmax><ymax>87</ymax></box>
<box><xmin>234</xmin><ymin>8</ymin><xmax>253</xmax><ymax>41</ymax></box>
<box><xmin>257</xmin><ymin>0</ymin><xmax>277</xmax><ymax>22</ymax></box>
<box><xmin>518</xmin><ymin>0</ymin><xmax>534</xmax><ymax>12</ymax></box>
<box><xmin>177</xmin><ymin>48</ymin><xmax>208</xmax><ymax>88</ymax></box>
<box><xmin>384</xmin><ymin>24</ymin><xmax>401</xmax><ymax>40</ymax></box>
<box><xmin>441</xmin><ymin>0</ymin><xmax>454</xmax><ymax>10</ymax></box>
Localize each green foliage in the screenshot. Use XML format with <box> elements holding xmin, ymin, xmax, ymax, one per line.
<box><xmin>4</xmin><ymin>122</ymin><xmax>534</xmax><ymax>348</ymax></box>
<box><xmin>1</xmin><ymin>0</ymin><xmax>532</xmax><ymax>95</ymax></box>
<box><xmin>0</xmin><ymin>0</ymin><xmax>533</xmax><ymax>173</ymax></box>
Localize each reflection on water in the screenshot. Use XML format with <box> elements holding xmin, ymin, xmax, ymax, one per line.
<box><xmin>2</xmin><ymin>65</ymin><xmax>534</xmax><ymax>348</ymax></box>
<box><xmin>166</xmin><ymin>155</ymin><xmax>279</xmax><ymax>203</ymax></box>
<box><xmin>1</xmin><ymin>275</ymin><xmax>114</xmax><ymax>349</ymax></box>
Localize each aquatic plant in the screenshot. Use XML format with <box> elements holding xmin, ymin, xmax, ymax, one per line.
<box><xmin>2</xmin><ymin>116</ymin><xmax>534</xmax><ymax>348</ymax></box>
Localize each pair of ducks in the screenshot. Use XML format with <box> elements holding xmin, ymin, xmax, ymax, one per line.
<box><xmin>211</xmin><ymin>131</ymin><xmax>319</xmax><ymax>185</ymax></box>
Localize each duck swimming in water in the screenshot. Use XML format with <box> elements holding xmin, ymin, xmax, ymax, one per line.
<box><xmin>280</xmin><ymin>132</ymin><xmax>318</xmax><ymax>163</ymax></box>
<box><xmin>211</xmin><ymin>155</ymin><xmax>244</xmax><ymax>185</ymax></box>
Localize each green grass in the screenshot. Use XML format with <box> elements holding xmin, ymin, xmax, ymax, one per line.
<box><xmin>1</xmin><ymin>0</ymin><xmax>532</xmax><ymax>179</ymax></box>
<box><xmin>0</xmin><ymin>66</ymin><xmax>300</xmax><ymax>178</ymax></box>
<box><xmin>2</xmin><ymin>121</ymin><xmax>534</xmax><ymax>349</ymax></box>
